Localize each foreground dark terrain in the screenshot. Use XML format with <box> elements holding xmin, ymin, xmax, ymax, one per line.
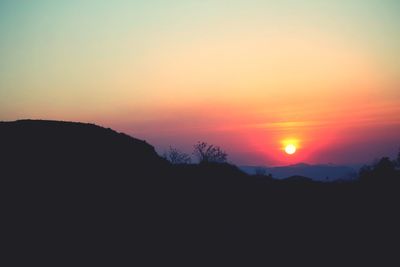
<box><xmin>1</xmin><ymin>120</ymin><xmax>400</xmax><ymax>264</ymax></box>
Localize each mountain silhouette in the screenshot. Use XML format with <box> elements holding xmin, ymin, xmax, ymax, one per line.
<box><xmin>241</xmin><ymin>163</ymin><xmax>357</xmax><ymax>181</ymax></box>
<box><xmin>1</xmin><ymin>120</ymin><xmax>167</xmax><ymax>179</ymax></box>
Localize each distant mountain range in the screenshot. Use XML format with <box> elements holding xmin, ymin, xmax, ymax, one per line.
<box><xmin>240</xmin><ymin>163</ymin><xmax>358</xmax><ymax>181</ymax></box>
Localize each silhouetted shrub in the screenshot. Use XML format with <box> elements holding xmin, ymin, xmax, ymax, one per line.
<box><xmin>374</xmin><ymin>157</ymin><xmax>396</xmax><ymax>172</ymax></box>
<box><xmin>359</xmin><ymin>165</ymin><xmax>372</xmax><ymax>177</ymax></box>
<box><xmin>193</xmin><ymin>142</ymin><xmax>227</xmax><ymax>163</ymax></box>
<box><xmin>397</xmin><ymin>147</ymin><xmax>400</xmax><ymax>168</ymax></box>
<box><xmin>359</xmin><ymin>156</ymin><xmax>399</xmax><ymax>183</ymax></box>
<box><xmin>163</xmin><ymin>146</ymin><xmax>191</xmax><ymax>164</ymax></box>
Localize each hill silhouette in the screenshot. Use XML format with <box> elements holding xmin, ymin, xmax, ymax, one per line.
<box><xmin>1</xmin><ymin>120</ymin><xmax>399</xmax><ymax>264</ymax></box>
<box><xmin>1</xmin><ymin>119</ymin><xmax>165</xmax><ymax>178</ymax></box>
<box><xmin>241</xmin><ymin>163</ymin><xmax>357</xmax><ymax>181</ymax></box>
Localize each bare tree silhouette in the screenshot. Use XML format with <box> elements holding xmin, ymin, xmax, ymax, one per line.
<box><xmin>163</xmin><ymin>146</ymin><xmax>191</xmax><ymax>164</ymax></box>
<box><xmin>193</xmin><ymin>142</ymin><xmax>227</xmax><ymax>163</ymax></box>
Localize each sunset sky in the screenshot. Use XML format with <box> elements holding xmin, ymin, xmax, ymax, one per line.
<box><xmin>1</xmin><ymin>0</ymin><xmax>399</xmax><ymax>166</ymax></box>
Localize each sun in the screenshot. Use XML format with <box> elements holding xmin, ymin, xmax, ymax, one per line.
<box><xmin>281</xmin><ymin>138</ymin><xmax>300</xmax><ymax>155</ymax></box>
<box><xmin>284</xmin><ymin>144</ymin><xmax>297</xmax><ymax>155</ymax></box>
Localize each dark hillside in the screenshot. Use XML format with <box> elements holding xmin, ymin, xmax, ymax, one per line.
<box><xmin>1</xmin><ymin>120</ymin><xmax>400</xmax><ymax>264</ymax></box>
<box><xmin>0</xmin><ymin>120</ymin><xmax>166</xmax><ymax>179</ymax></box>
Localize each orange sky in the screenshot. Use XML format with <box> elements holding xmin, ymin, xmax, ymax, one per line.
<box><xmin>1</xmin><ymin>1</ymin><xmax>399</xmax><ymax>165</ymax></box>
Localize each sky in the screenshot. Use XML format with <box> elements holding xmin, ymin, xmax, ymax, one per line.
<box><xmin>1</xmin><ymin>0</ymin><xmax>399</xmax><ymax>166</ymax></box>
